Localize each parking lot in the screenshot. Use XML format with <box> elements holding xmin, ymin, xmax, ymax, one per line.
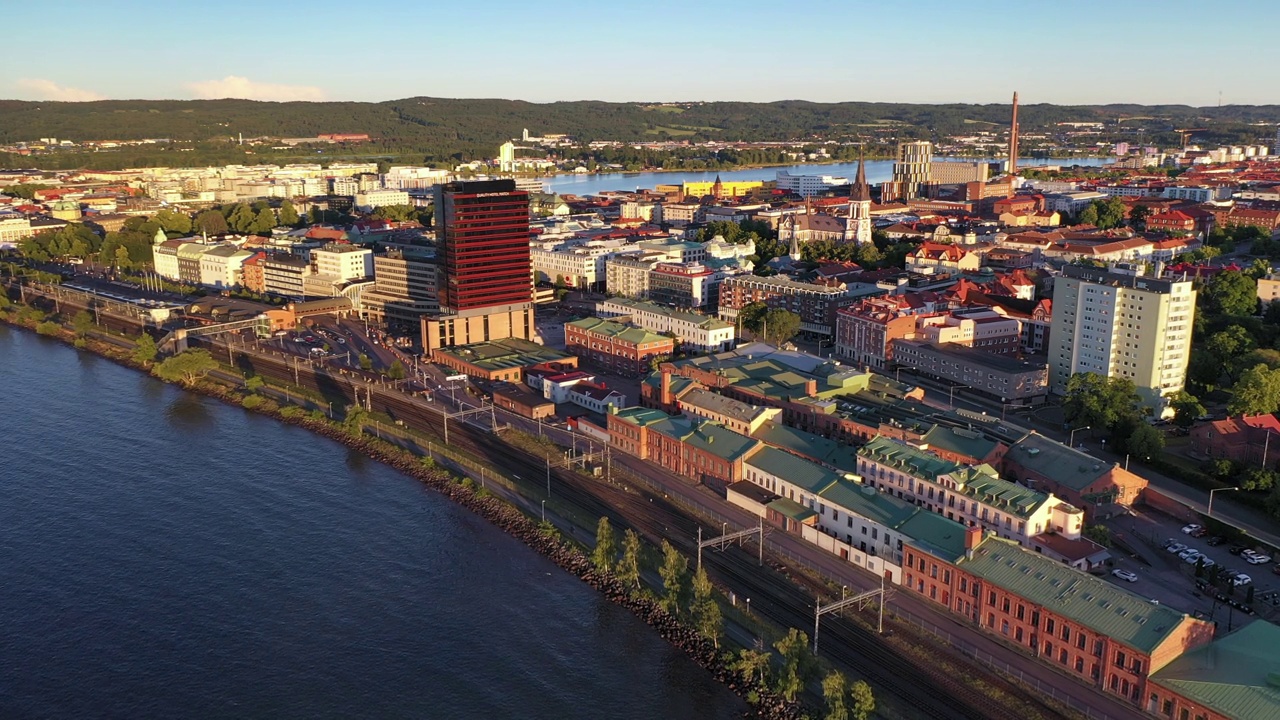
<box><xmin>1105</xmin><ymin>506</ymin><xmax>1278</xmax><ymax>628</ymax></box>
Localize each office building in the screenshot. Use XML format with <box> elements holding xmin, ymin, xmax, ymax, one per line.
<box><xmin>360</xmin><ymin>249</ymin><xmax>440</xmax><ymax>324</ymax></box>
<box><xmin>892</xmin><ymin>141</ymin><xmax>933</xmax><ymax>199</ymax></box>
<box><xmin>312</xmin><ymin>242</ymin><xmax>374</xmax><ymax>282</ymax></box>
<box><xmin>424</xmin><ymin>179</ymin><xmax>534</xmax><ymax>350</ymax></box>
<box><xmin>1048</xmin><ymin>265</ymin><xmax>1196</xmax><ymax>413</ymax></box>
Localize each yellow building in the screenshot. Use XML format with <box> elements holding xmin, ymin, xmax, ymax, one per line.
<box><xmin>682</xmin><ymin>179</ymin><xmax>763</xmax><ymax>199</ymax></box>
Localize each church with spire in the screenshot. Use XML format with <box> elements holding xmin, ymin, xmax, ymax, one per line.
<box><xmin>845</xmin><ymin>155</ymin><xmax>872</xmax><ymax>245</ymax></box>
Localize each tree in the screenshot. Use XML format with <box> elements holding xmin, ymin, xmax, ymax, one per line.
<box><xmin>617</xmin><ymin>529</ymin><xmax>643</xmax><ymax>591</ymax></box>
<box><xmin>760</xmin><ymin>308</ymin><xmax>802</xmax><ymax>345</ymax></box>
<box><xmin>1202</xmin><ymin>271</ymin><xmax>1258</xmax><ymax>317</ymax></box>
<box><xmin>196</xmin><ymin>209</ymin><xmax>229</xmax><ymax>235</ymax></box>
<box><xmin>359</xmin><ymin>353</ymin><xmax>373</xmax><ymax>371</ymax></box>
<box><xmin>822</xmin><ymin>671</ymin><xmax>849</xmax><ymax>720</ymax></box>
<box><xmin>1228</xmin><ymin>363</ymin><xmax>1280</xmax><ymax>416</ymax></box>
<box><xmin>132</xmin><ymin>332</ymin><xmax>158</xmax><ymax>364</ymax></box>
<box><xmin>658</xmin><ymin>540</ymin><xmax>688</xmax><ymax>618</ymax></box>
<box><xmin>690</xmin><ymin>566</ymin><xmax>723</xmax><ymax>648</ymax></box>
<box><xmin>1077</xmin><ymin>203</ymin><xmax>1099</xmax><ymax>227</ymax></box>
<box><xmin>1241</xmin><ymin>468</ymin><xmax>1275</xmax><ymax>492</ymax></box>
<box><xmin>737</xmin><ymin>301</ymin><xmax>769</xmax><ymax>335</ymax></box>
<box><xmin>773</xmin><ymin>628</ymin><xmax>815</xmax><ymax>702</ymax></box>
<box><xmin>1083</xmin><ymin>524</ymin><xmax>1113</xmax><ymax>547</ymax></box>
<box><xmin>278</xmin><ymin>199</ymin><xmax>300</xmax><ymax>226</ymax></box>
<box><xmin>227</xmin><ymin>204</ymin><xmax>256</xmax><ymax>234</ymax></box>
<box><xmin>387</xmin><ymin>360</ymin><xmax>406</xmax><ymax>380</ymax></box>
<box><xmin>1129</xmin><ymin>204</ymin><xmax>1151</xmax><ymax>230</ymax></box>
<box><xmin>1170</xmin><ymin>391</ymin><xmax>1206</xmax><ymax>428</ymax></box>
<box><xmin>153</xmin><ymin>348</ymin><xmax>217</xmax><ymax>385</ymax></box>
<box><xmin>1205</xmin><ymin>326</ymin><xmax>1255</xmax><ymax>367</ymax></box>
<box><xmin>732</xmin><ymin>647</ymin><xmax>770</xmax><ymax>686</ymax></box>
<box><xmin>1125</xmin><ymin>423</ymin><xmax>1165</xmax><ymax>461</ymax></box>
<box><xmin>154</xmin><ymin>208</ymin><xmax>192</xmax><ymax>235</ymax></box>
<box><xmin>849</xmin><ymin>680</ymin><xmax>875</xmax><ymax>720</ymax></box>
<box><xmin>591</xmin><ymin>516</ymin><xmax>617</xmax><ymax>573</ymax></box>
<box><xmin>71</xmin><ymin>310</ymin><xmax>94</xmax><ymax>337</ymax></box>
<box><xmin>1063</xmin><ymin>372</ymin><xmax>1140</xmax><ymax>432</ymax></box>
<box><xmin>249</xmin><ymin>207</ymin><xmax>276</xmax><ymax>235</ymax></box>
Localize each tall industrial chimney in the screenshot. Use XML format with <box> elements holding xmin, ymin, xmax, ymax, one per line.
<box><xmin>1009</xmin><ymin>91</ymin><xmax>1020</xmax><ymax>176</ymax></box>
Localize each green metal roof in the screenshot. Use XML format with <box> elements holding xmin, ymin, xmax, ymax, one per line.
<box><xmin>649</xmin><ymin>416</ymin><xmax>761</xmax><ymax>462</ymax></box>
<box><xmin>858</xmin><ymin>435</ymin><xmax>960</xmax><ymax>479</ymax></box>
<box><xmin>920</xmin><ymin>425</ymin><xmax>999</xmax><ymax>461</ymax></box>
<box><xmin>957</xmin><ymin>537</ymin><xmax>1194</xmax><ymax>655</ymax></box>
<box><xmin>1150</xmin><ymin>620</ymin><xmax>1280</xmax><ymax>720</ymax></box>
<box><xmin>819</xmin><ymin>481</ymin><xmax>919</xmax><ymax>530</ymax></box>
<box><xmin>898</xmin><ymin>511</ymin><xmax>972</xmax><ymax>561</ymax></box>
<box><xmin>1007</xmin><ymin>432</ymin><xmax>1116</xmax><ymax>493</ymax></box>
<box><xmin>746</xmin><ymin>446</ymin><xmax>844</xmax><ymax>494</ymax></box>
<box><xmin>612</xmin><ymin>406</ymin><xmax>670</xmax><ymax>427</ymax></box>
<box><xmin>435</xmin><ymin>337</ymin><xmax>573</xmax><ymax>371</ymax></box>
<box><xmin>604</xmin><ymin>298</ymin><xmax>733</xmax><ymax>330</ymax></box>
<box><xmin>767</xmin><ymin>497</ymin><xmax>817</xmax><ymax>522</ymax></box>
<box><xmin>566</xmin><ymin>317</ymin><xmax>670</xmax><ymax>346</ymax></box>
<box><xmin>752</xmin><ymin>422</ymin><xmax>859</xmax><ymax>471</ymax></box>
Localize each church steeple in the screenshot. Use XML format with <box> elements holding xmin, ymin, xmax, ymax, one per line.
<box><xmin>850</xmin><ymin>154</ymin><xmax>871</xmax><ymax>203</ymax></box>
<box><xmin>712</xmin><ymin>174</ymin><xmax>724</xmax><ymax>199</ymax></box>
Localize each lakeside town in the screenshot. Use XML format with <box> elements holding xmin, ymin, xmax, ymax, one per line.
<box><xmin>6</xmin><ymin>94</ymin><xmax>1280</xmax><ymax>720</ymax></box>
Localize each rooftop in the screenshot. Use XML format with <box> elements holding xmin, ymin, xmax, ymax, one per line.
<box><xmin>650</xmin><ymin>416</ymin><xmax>762</xmax><ymax>463</ymax></box>
<box><xmin>767</xmin><ymin>496</ymin><xmax>818</xmax><ymax>523</ymax></box>
<box><xmin>894</xmin><ymin>339</ymin><xmax>1048</xmax><ymax>375</ymax></box>
<box><xmin>567</xmin><ymin>317</ymin><xmax>670</xmax><ymax>346</ymax></box>
<box><xmin>1007</xmin><ymin>432</ymin><xmax>1116</xmax><ymax>493</ymax></box>
<box><xmin>958</xmin><ymin>537</ymin><xmax>1195</xmax><ymax>655</ymax></box>
<box><xmin>897</xmin><ymin>511</ymin><xmax>972</xmax><ymax>562</ymax></box>
<box><xmin>434</xmin><ymin>337</ymin><xmax>574</xmax><ymax>373</ymax></box>
<box><xmin>680</xmin><ymin>387</ymin><xmax>774</xmax><ymax>424</ymax></box>
<box><xmin>746</xmin><ymin>446</ymin><xmax>848</xmax><ymax>494</ymax></box>
<box><xmin>918</xmin><ymin>425</ymin><xmax>1001</xmax><ymax>461</ymax></box>
<box><xmin>1149</xmin><ymin>620</ymin><xmax>1280</xmax><ymax>720</ymax></box>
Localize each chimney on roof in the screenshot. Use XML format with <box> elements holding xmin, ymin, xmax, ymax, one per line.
<box><xmin>964</xmin><ymin>525</ymin><xmax>983</xmax><ymax>558</ymax></box>
<box><xmin>660</xmin><ymin>371</ymin><xmax>673</xmax><ymax>407</ymax></box>
<box><xmin>806</xmin><ymin>379</ymin><xmax>818</xmax><ymax>397</ymax></box>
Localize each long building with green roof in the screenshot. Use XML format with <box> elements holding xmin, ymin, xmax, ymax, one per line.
<box><xmin>1148</xmin><ymin>620</ymin><xmax>1280</xmax><ymax>720</ymax></box>
<box><xmin>856</xmin><ymin>435</ymin><xmax>1084</xmax><ymax>550</ymax></box>
<box><xmin>902</xmin><ymin>533</ymin><xmax>1216</xmax><ymax>710</ymax></box>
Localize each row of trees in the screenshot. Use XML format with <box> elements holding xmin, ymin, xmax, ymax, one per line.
<box><xmin>1062</xmin><ymin>373</ymin><xmax>1165</xmax><ymax>461</ymax></box>
<box><xmin>591</xmin><ymin>518</ymin><xmax>874</xmax><ymax>718</ymax></box>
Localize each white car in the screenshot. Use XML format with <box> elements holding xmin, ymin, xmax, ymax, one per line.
<box><xmin>1233</xmin><ymin>574</ymin><xmax>1253</xmax><ymax>586</ymax></box>
<box><xmin>1179</xmin><ymin>549</ymin><xmax>1201</xmax><ymax>563</ymax></box>
<box><xmin>1112</xmin><ymin>569</ymin><xmax>1138</xmax><ymax>583</ymax></box>
<box><xmin>1181</xmin><ymin>523</ymin><xmax>1202</xmax><ymax>535</ymax></box>
<box><xmin>1246</xmin><ymin>553</ymin><xmax>1272</xmax><ymax>565</ymax></box>
<box><xmin>1166</xmin><ymin>542</ymin><xmax>1187</xmax><ymax>554</ymax></box>
<box><xmin>1200</xmin><ymin>557</ymin><xmax>1215</xmax><ymax>568</ymax></box>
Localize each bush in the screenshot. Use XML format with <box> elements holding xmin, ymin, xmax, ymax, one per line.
<box><xmin>35</xmin><ymin>321</ymin><xmax>60</xmax><ymax>336</ymax></box>
<box><xmin>279</xmin><ymin>406</ymin><xmax>305</xmax><ymax>419</ymax></box>
<box><xmin>241</xmin><ymin>394</ymin><xmax>265</xmax><ymax>410</ymax></box>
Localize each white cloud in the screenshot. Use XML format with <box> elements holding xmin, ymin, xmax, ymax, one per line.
<box><xmin>15</xmin><ymin>78</ymin><xmax>105</xmax><ymax>102</ymax></box>
<box><xmin>185</xmin><ymin>76</ymin><xmax>325</xmax><ymax>102</ymax></box>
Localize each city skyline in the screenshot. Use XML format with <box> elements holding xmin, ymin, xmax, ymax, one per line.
<box><xmin>7</xmin><ymin>0</ymin><xmax>1280</xmax><ymax>106</ymax></box>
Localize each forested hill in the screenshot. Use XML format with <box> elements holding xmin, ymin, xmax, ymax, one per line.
<box><xmin>3</xmin><ymin>97</ymin><xmax>1278</xmax><ymax>149</ymax></box>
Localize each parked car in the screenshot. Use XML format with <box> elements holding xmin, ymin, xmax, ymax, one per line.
<box><xmin>1200</xmin><ymin>557</ymin><xmax>1216</xmax><ymax>569</ymax></box>
<box><xmin>1229</xmin><ymin>545</ymin><xmax>1247</xmax><ymax>555</ymax></box>
<box><xmin>1179</xmin><ymin>549</ymin><xmax>1201</xmax><ymax>563</ymax></box>
<box><xmin>1112</xmin><ymin>569</ymin><xmax>1139</xmax><ymax>583</ymax></box>
<box><xmin>1162</xmin><ymin>538</ymin><xmax>1178</xmax><ymax>549</ymax></box>
<box><xmin>1206</xmin><ymin>536</ymin><xmax>1226</xmax><ymax>546</ymax></box>
<box><xmin>1181</xmin><ymin>524</ymin><xmax>1203</xmax><ymax>535</ymax></box>
<box><xmin>1246</xmin><ymin>553</ymin><xmax>1272</xmax><ymax>565</ymax></box>
<box><xmin>1167</xmin><ymin>542</ymin><xmax>1187</xmax><ymax>554</ymax></box>
<box><xmin>1233</xmin><ymin>574</ymin><xmax>1253</xmax><ymax>586</ymax></box>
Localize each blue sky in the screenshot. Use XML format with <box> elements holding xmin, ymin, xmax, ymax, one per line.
<box><xmin>6</xmin><ymin>0</ymin><xmax>1279</xmax><ymax>105</ymax></box>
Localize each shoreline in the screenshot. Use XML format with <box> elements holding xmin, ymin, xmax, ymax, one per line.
<box><xmin>0</xmin><ymin>311</ymin><xmax>802</xmax><ymax>720</ymax></box>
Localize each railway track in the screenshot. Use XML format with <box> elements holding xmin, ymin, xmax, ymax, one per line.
<box><xmin>209</xmin><ymin>341</ymin><xmax>1073</xmax><ymax>720</ymax></box>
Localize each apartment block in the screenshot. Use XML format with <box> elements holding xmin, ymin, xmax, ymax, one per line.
<box><xmin>312</xmin><ymin>242</ymin><xmax>374</xmax><ymax>282</ymax></box>
<box><xmin>893</xmin><ymin>340</ymin><xmax>1048</xmax><ymax>403</ymax></box>
<box><xmin>564</xmin><ymin>317</ymin><xmax>674</xmax><ymax>375</ymax></box>
<box><xmin>856</xmin><ymin>436</ymin><xmax>1077</xmax><ymax>548</ymax></box>
<box><xmin>595</xmin><ymin>298</ymin><xmax>735</xmax><ymax>353</ymax></box>
<box><xmin>1048</xmin><ymin>265</ymin><xmax>1196</xmax><ymax>413</ymax></box>
<box><xmin>719</xmin><ymin>274</ymin><xmax>851</xmax><ymax>335</ymax></box>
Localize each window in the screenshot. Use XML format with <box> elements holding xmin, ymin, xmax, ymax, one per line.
<box><xmin>1046</xmin><ymin>618</ymin><xmax>1055</xmax><ymax>634</ymax></box>
<box><xmin>1115</xmin><ymin>651</ymin><xmax>1127</xmax><ymax>669</ymax></box>
<box><xmin>1077</xmin><ymin>633</ymin><xmax>1086</xmax><ymax>650</ymax></box>
<box><xmin>1016</xmin><ymin>604</ymin><xmax>1025</xmax><ymax>621</ymax></box>
<box><xmin>988</xmin><ymin>591</ymin><xmax>997</xmax><ymax>606</ymax></box>
<box><xmin>1059</xmin><ymin>649</ymin><xmax>1068</xmax><ymax>664</ymax></box>
<box><xmin>1061</xmin><ymin>626</ymin><xmax>1070</xmax><ymax>642</ymax></box>
<box><xmin>1075</xmin><ymin>657</ymin><xmax>1084</xmax><ymax>673</ymax></box>
<box><xmin>1002</xmin><ymin>598</ymin><xmax>1010</xmax><ymax>613</ymax></box>
<box><xmin>1044</xmin><ymin>641</ymin><xmax>1053</xmax><ymax>656</ymax></box>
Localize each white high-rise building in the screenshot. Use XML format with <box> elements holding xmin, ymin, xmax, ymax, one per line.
<box><xmin>1049</xmin><ymin>264</ymin><xmax>1196</xmax><ymax>416</ymax></box>
<box><xmin>846</xmin><ymin>157</ymin><xmax>872</xmax><ymax>244</ymax></box>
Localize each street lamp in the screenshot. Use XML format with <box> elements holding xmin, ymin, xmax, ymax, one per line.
<box><xmin>1069</xmin><ymin>425</ymin><xmax>1091</xmax><ymax>447</ymax></box>
<box><xmin>1208</xmin><ymin>487</ymin><xmax>1239</xmax><ymax>517</ymax></box>
<box><xmin>948</xmin><ymin>384</ymin><xmax>970</xmax><ymax>409</ymax></box>
<box><xmin>541</xmin><ymin>499</ymin><xmax>546</xmax><ymax>523</ymax></box>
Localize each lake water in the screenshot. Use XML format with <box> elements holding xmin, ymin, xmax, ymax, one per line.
<box><xmin>0</xmin><ymin>326</ymin><xmax>745</xmax><ymax>720</ymax></box>
<box><xmin>541</xmin><ymin>156</ymin><xmax>1111</xmax><ymax>195</ymax></box>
